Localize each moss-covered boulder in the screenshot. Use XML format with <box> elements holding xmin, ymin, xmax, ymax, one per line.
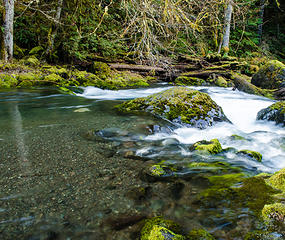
<box><xmin>262</xmin><ymin>203</ymin><xmax>285</xmax><ymax>223</ymax></box>
<box><xmin>115</xmin><ymin>87</ymin><xmax>230</xmax><ymax>129</ymax></box>
<box><xmin>266</xmin><ymin>168</ymin><xmax>285</xmax><ymax>191</ymax></box>
<box><xmin>215</xmin><ymin>76</ymin><xmax>228</xmax><ymax>88</ymax></box>
<box><xmin>0</xmin><ymin>74</ymin><xmax>18</xmax><ymax>88</ymax></box>
<box><xmin>237</xmin><ymin>150</ymin><xmax>263</xmax><ymax>162</ymax></box>
<box><xmin>174</xmin><ymin>76</ymin><xmax>206</xmax><ymax>86</ymax></box>
<box><xmin>257</xmin><ymin>101</ymin><xmax>285</xmax><ymax>126</ymax></box>
<box><xmin>140</xmin><ymin>217</ymin><xmax>183</xmax><ymax>240</ymax></box>
<box><xmin>187</xmin><ymin>229</ymin><xmax>215</xmax><ymax>240</ymax></box>
<box><xmin>189</xmin><ymin>139</ymin><xmax>223</xmax><ymax>154</ymax></box>
<box><xmin>252</xmin><ymin>60</ymin><xmax>285</xmax><ymax>89</ymax></box>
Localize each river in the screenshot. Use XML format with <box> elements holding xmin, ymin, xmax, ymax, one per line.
<box><xmin>0</xmin><ymin>85</ymin><xmax>284</xmax><ymax>239</ymax></box>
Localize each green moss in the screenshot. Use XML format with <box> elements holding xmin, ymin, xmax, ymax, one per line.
<box><xmin>269</xmin><ymin>101</ymin><xmax>285</xmax><ymax>115</ymax></box>
<box><xmin>236</xmin><ymin>177</ymin><xmax>279</xmax><ymax>213</ymax></box>
<box><xmin>0</xmin><ymin>74</ymin><xmax>18</xmax><ymax>88</ymax></box>
<box><xmin>149</xmin><ymin>165</ymin><xmax>166</xmax><ymax>177</ymax></box>
<box><xmin>140</xmin><ymin>217</ymin><xmax>182</xmax><ymax>240</ymax></box>
<box><xmin>175</xmin><ymin>76</ymin><xmax>205</xmax><ymax>86</ymax></box>
<box><xmin>230</xmin><ymin>134</ymin><xmax>246</xmax><ymax>141</ymax></box>
<box><xmin>145</xmin><ymin>225</ymin><xmax>185</xmax><ymax>240</ymax></box>
<box><xmin>252</xmin><ymin>60</ymin><xmax>285</xmax><ymax>89</ymax></box>
<box><xmin>198</xmin><ymin>173</ymin><xmax>245</xmax><ymax>202</ymax></box>
<box><xmin>266</xmin><ymin>168</ymin><xmax>285</xmax><ymax>191</ymax></box>
<box><xmin>208</xmin><ymin>173</ymin><xmax>245</xmax><ymax>188</ymax></box>
<box><xmin>21</xmin><ymin>56</ymin><xmax>40</xmax><ymax>66</ymax></box>
<box><xmin>262</xmin><ymin>203</ymin><xmax>285</xmax><ymax>222</ymax></box>
<box><xmin>244</xmin><ymin>230</ymin><xmax>279</xmax><ymax>240</ymax></box>
<box><xmin>115</xmin><ymin>87</ymin><xmax>229</xmax><ymax>129</ymax></box>
<box><xmin>43</xmin><ymin>73</ymin><xmax>64</xmax><ymax>83</ymax></box>
<box><xmin>237</xmin><ymin>150</ymin><xmax>263</xmax><ymax>162</ymax></box>
<box><xmin>215</xmin><ymin>76</ymin><xmax>227</xmax><ymax>87</ymax></box>
<box><xmin>17</xmin><ymin>72</ymin><xmax>41</xmax><ymax>87</ymax></box>
<box><xmin>187</xmin><ymin>229</ymin><xmax>215</xmax><ymax>240</ymax></box>
<box><xmin>43</xmin><ymin>66</ymin><xmax>69</xmax><ymax>78</ymax></box>
<box><xmin>29</xmin><ymin>46</ymin><xmax>44</xmax><ymax>56</ymax></box>
<box><xmin>91</xmin><ymin>61</ymin><xmax>112</xmax><ymax>79</ymax></box>
<box><xmin>190</xmin><ymin>139</ymin><xmax>223</xmax><ymax>154</ymax></box>
<box><xmin>13</xmin><ymin>44</ymin><xmax>25</xmax><ymax>59</ymax></box>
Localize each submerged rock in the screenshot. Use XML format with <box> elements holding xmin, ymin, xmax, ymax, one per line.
<box><xmin>262</xmin><ymin>203</ymin><xmax>285</xmax><ymax>224</ymax></box>
<box><xmin>144</xmin><ymin>225</ymin><xmax>185</xmax><ymax>240</ymax></box>
<box><xmin>252</xmin><ymin>60</ymin><xmax>285</xmax><ymax>89</ymax></box>
<box><xmin>237</xmin><ymin>150</ymin><xmax>262</xmax><ymax>162</ymax></box>
<box><xmin>142</xmin><ymin>164</ymin><xmax>177</xmax><ymax>182</ymax></box>
<box><xmin>140</xmin><ymin>217</ymin><xmax>183</xmax><ymax>240</ymax></box>
<box><xmin>115</xmin><ymin>87</ymin><xmax>230</xmax><ymax>129</ymax></box>
<box><xmin>187</xmin><ymin>229</ymin><xmax>215</xmax><ymax>240</ymax></box>
<box><xmin>257</xmin><ymin>101</ymin><xmax>285</xmax><ymax>126</ymax></box>
<box><xmin>189</xmin><ymin>139</ymin><xmax>223</xmax><ymax>154</ymax></box>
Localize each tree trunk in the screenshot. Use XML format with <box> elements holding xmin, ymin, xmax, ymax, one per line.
<box><xmin>2</xmin><ymin>0</ymin><xmax>14</xmax><ymax>61</ymax></box>
<box><xmin>45</xmin><ymin>0</ymin><xmax>63</xmax><ymax>56</ymax></box>
<box><xmin>257</xmin><ymin>0</ymin><xmax>266</xmax><ymax>45</ymax></box>
<box><xmin>219</xmin><ymin>0</ymin><xmax>233</xmax><ymax>54</ymax></box>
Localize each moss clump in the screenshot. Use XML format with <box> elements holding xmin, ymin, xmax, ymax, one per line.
<box><xmin>198</xmin><ymin>173</ymin><xmax>244</xmax><ymax>203</ymax></box>
<box><xmin>91</xmin><ymin>61</ymin><xmax>112</xmax><ymax>79</ymax></box>
<box><xmin>237</xmin><ymin>176</ymin><xmax>279</xmax><ymax>213</ymax></box>
<box><xmin>175</xmin><ymin>76</ymin><xmax>206</xmax><ymax>86</ymax></box>
<box><xmin>244</xmin><ymin>230</ymin><xmax>280</xmax><ymax>240</ymax></box>
<box><xmin>262</xmin><ymin>203</ymin><xmax>285</xmax><ymax>223</ymax></box>
<box><xmin>140</xmin><ymin>217</ymin><xmax>182</xmax><ymax>240</ymax></box>
<box><xmin>43</xmin><ymin>73</ymin><xmax>64</xmax><ymax>84</ymax></box>
<box><xmin>21</xmin><ymin>56</ymin><xmax>40</xmax><ymax>66</ymax></box>
<box><xmin>187</xmin><ymin>229</ymin><xmax>215</xmax><ymax>240</ymax></box>
<box><xmin>115</xmin><ymin>87</ymin><xmax>230</xmax><ymax>129</ymax></box>
<box><xmin>145</xmin><ymin>225</ymin><xmax>185</xmax><ymax>240</ymax></box>
<box><xmin>237</xmin><ymin>150</ymin><xmax>263</xmax><ymax>162</ymax></box>
<box><xmin>215</xmin><ymin>76</ymin><xmax>228</xmax><ymax>87</ymax></box>
<box><xmin>190</xmin><ymin>139</ymin><xmax>223</xmax><ymax>154</ymax></box>
<box><xmin>266</xmin><ymin>168</ymin><xmax>285</xmax><ymax>191</ymax></box>
<box><xmin>0</xmin><ymin>74</ymin><xmax>18</xmax><ymax>88</ymax></box>
<box><xmin>42</xmin><ymin>66</ymin><xmax>69</xmax><ymax>78</ymax></box>
<box><xmin>17</xmin><ymin>72</ymin><xmax>41</xmax><ymax>87</ymax></box>
<box><xmin>149</xmin><ymin>165</ymin><xmax>166</xmax><ymax>177</ymax></box>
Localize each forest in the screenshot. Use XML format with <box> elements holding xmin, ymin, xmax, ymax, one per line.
<box><xmin>1</xmin><ymin>1</ymin><xmax>285</xmax><ymax>240</ymax></box>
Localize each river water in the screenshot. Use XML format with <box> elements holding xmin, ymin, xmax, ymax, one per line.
<box><xmin>0</xmin><ymin>86</ymin><xmax>284</xmax><ymax>239</ymax></box>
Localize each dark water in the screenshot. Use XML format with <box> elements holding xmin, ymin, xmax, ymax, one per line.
<box><xmin>0</xmin><ymin>88</ymin><xmax>283</xmax><ymax>239</ymax></box>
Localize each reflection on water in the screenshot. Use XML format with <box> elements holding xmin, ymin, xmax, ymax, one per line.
<box><xmin>0</xmin><ymin>87</ymin><xmax>284</xmax><ymax>239</ymax></box>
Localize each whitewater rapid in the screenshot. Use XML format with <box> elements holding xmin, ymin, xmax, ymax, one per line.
<box><xmin>78</xmin><ymin>86</ymin><xmax>285</xmax><ymax>172</ymax></box>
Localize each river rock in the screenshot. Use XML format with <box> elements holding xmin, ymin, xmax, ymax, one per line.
<box><xmin>189</xmin><ymin>139</ymin><xmax>223</xmax><ymax>154</ymax></box>
<box><xmin>251</xmin><ymin>60</ymin><xmax>285</xmax><ymax>89</ymax></box>
<box><xmin>257</xmin><ymin>101</ymin><xmax>285</xmax><ymax>126</ymax></box>
<box><xmin>237</xmin><ymin>150</ymin><xmax>262</xmax><ymax>162</ymax></box>
<box><xmin>140</xmin><ymin>217</ymin><xmax>183</xmax><ymax>240</ymax></box>
<box><xmin>115</xmin><ymin>87</ymin><xmax>230</xmax><ymax>129</ymax></box>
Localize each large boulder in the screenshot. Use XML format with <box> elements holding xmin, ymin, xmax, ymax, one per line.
<box><xmin>251</xmin><ymin>60</ymin><xmax>285</xmax><ymax>89</ymax></box>
<box><xmin>257</xmin><ymin>101</ymin><xmax>285</xmax><ymax>126</ymax></box>
<box><xmin>115</xmin><ymin>87</ymin><xmax>230</xmax><ymax>129</ymax></box>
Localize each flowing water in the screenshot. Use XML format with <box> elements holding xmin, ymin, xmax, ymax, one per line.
<box><xmin>0</xmin><ymin>86</ymin><xmax>285</xmax><ymax>239</ymax></box>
